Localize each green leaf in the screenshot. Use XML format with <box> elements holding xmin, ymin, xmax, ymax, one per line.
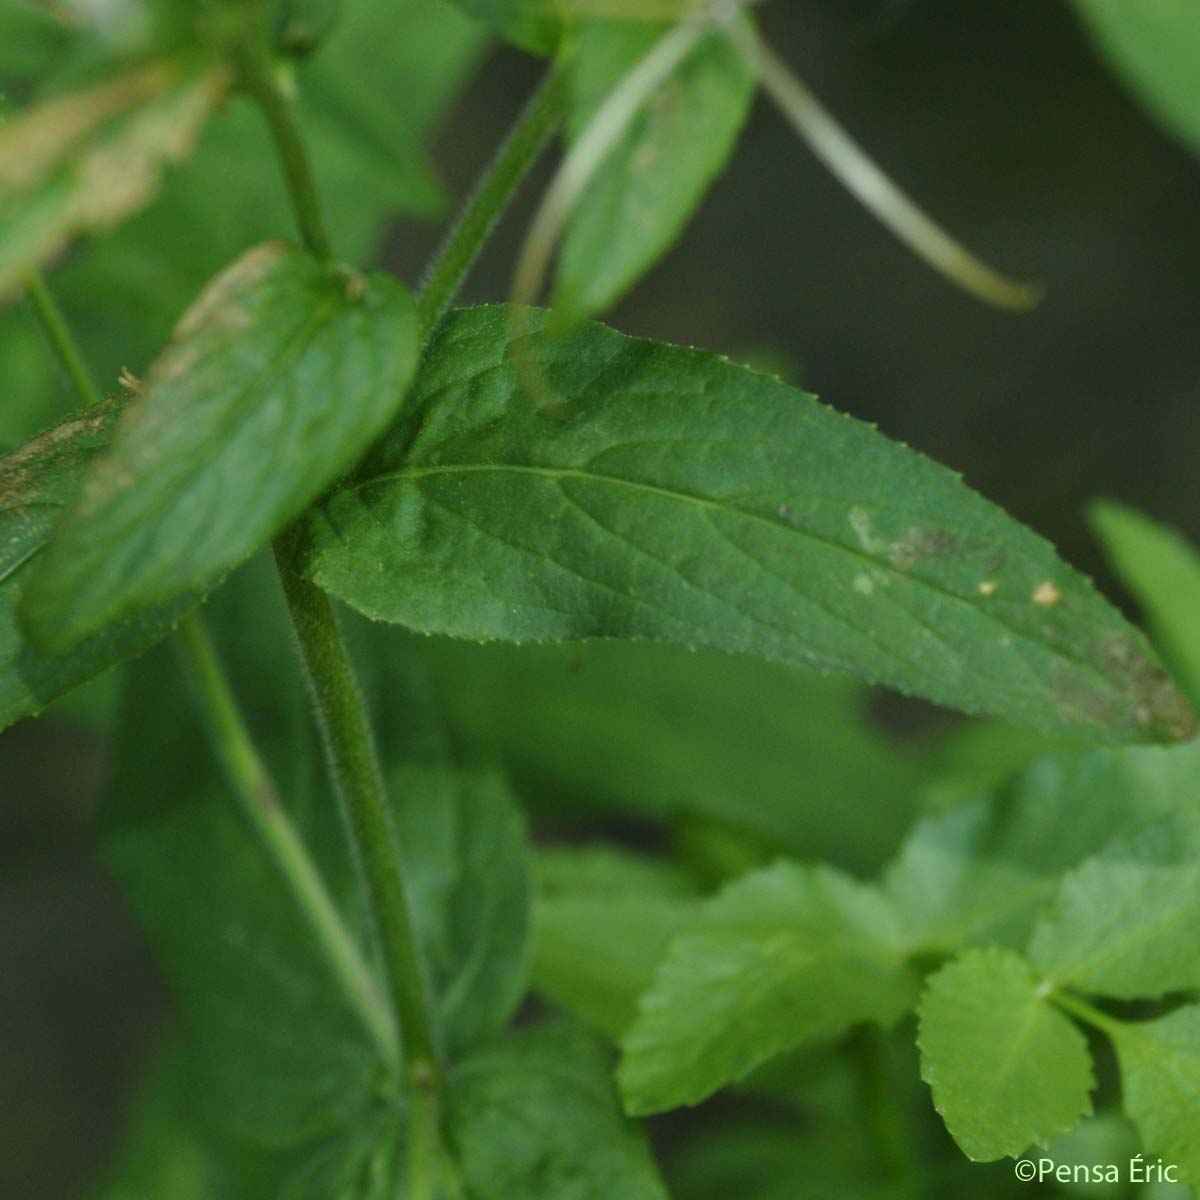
<box><xmin>554</xmin><ymin>17</ymin><xmax>755</xmax><ymax>320</ymax></box>
<box><xmin>618</xmin><ymin>861</ymin><xmax>919</xmax><ymax>1115</ymax></box>
<box><xmin>297</xmin><ymin>305</ymin><xmax>1195</xmax><ymax>745</ymax></box>
<box><xmin>1111</xmin><ymin>1006</ymin><xmax>1200</xmax><ymax>1186</ymax></box>
<box><xmin>1090</xmin><ymin>499</ymin><xmax>1200</xmax><ymax>711</ymax></box>
<box><xmin>448</xmin><ymin>0</ymin><xmax>561</xmax><ymax>54</ymax></box>
<box><xmin>0</xmin><ymin>60</ymin><xmax>227</xmax><ymax>298</ymax></box>
<box><xmin>390</xmin><ymin>764</ymin><xmax>532</xmax><ymax>1053</ymax></box>
<box><xmin>918</xmin><ymin>947</ymin><xmax>1094</xmax><ymax>1161</ymax></box>
<box><xmin>0</xmin><ymin>403</ymin><xmax>193</xmax><ymax>732</ymax></box>
<box><xmin>532</xmin><ymin>846</ymin><xmax>699</xmax><ymax>1038</ymax></box>
<box><xmin>23</xmin><ymin>242</ymin><xmax>419</xmax><ymax>654</ymax></box>
<box><xmin>1073</xmin><ymin>0</ymin><xmax>1200</xmax><ymax>157</ymax></box>
<box><xmin>885</xmin><ymin>737</ymin><xmax>1200</xmax><ymax>954</ymax></box>
<box><xmin>447</xmin><ymin>1021</ymin><xmax>670</xmax><ymax>1200</ymax></box>
<box><xmin>98</xmin><ymin>583</ymin><xmax>381</xmax><ymax>1147</ymax></box>
<box><xmin>103</xmin><ymin>776</ymin><xmax>382</xmax><ymax>1147</ymax></box>
<box><xmin>1029</xmin><ymin>816</ymin><xmax>1200</xmax><ymax>1000</ymax></box>
<box><xmin>407</xmin><ymin>636</ymin><xmax>922</xmax><ymax>870</ymax></box>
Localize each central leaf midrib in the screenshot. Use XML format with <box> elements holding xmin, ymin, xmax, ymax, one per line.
<box><xmin>352</xmin><ymin>460</ymin><xmax>1123</xmax><ymax>704</ymax></box>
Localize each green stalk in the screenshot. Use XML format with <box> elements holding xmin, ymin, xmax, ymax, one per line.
<box><xmin>273</xmin><ymin>540</ymin><xmax>441</xmax><ymax>1087</ymax></box>
<box><xmin>175</xmin><ymin>616</ymin><xmax>398</xmax><ymax>1068</ymax></box>
<box><xmin>417</xmin><ymin>60</ymin><xmax>568</xmax><ymax>338</ymax></box>
<box><xmin>236</xmin><ymin>40</ymin><xmax>334</xmax><ymax>261</ymax></box>
<box><xmin>849</xmin><ymin>1025</ymin><xmax>917</xmax><ymax>1182</ymax></box>
<box><xmin>25</xmin><ymin>272</ymin><xmax>105</xmax><ymax>409</ymax></box>
<box><xmin>250</xmin><ymin>50</ymin><xmax>578</xmax><ymax>1195</ymax></box>
<box><xmin>22</xmin><ymin>270</ymin><xmax>396</xmax><ymax>1068</ymax></box>
<box><xmin>242</xmin><ymin>20</ymin><xmax>444</xmax><ymax>1191</ymax></box>
<box><xmin>1050</xmin><ymin>988</ymin><xmax>1126</xmax><ymax>1037</ymax></box>
<box><xmin>240</xmin><ymin>0</ymin><xmax>441</xmax><ymax>1075</ymax></box>
<box><xmin>274</xmin><ymin>541</ymin><xmax>443</xmax><ymax>1200</ymax></box>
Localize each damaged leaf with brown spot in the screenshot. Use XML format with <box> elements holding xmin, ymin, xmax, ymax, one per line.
<box><xmin>296</xmin><ymin>306</ymin><xmax>1196</xmax><ymax>745</ymax></box>
<box><xmin>0</xmin><ymin>60</ymin><xmax>230</xmax><ymax>298</ymax></box>
<box><xmin>21</xmin><ymin>241</ymin><xmax>419</xmax><ymax>655</ymax></box>
<box><xmin>0</xmin><ymin>404</ymin><xmax>196</xmax><ymax>730</ymax></box>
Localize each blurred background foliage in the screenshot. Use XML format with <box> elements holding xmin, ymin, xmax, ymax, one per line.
<box><xmin>2</xmin><ymin>0</ymin><xmax>1200</xmax><ymax>1196</ymax></box>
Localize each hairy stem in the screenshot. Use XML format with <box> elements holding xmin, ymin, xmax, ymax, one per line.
<box><xmin>418</xmin><ymin>60</ymin><xmax>568</xmax><ymax>338</ymax></box>
<box><xmin>237</xmin><ymin>41</ymin><xmax>334</xmax><ymax>261</ymax></box>
<box><xmin>273</xmin><ymin>538</ymin><xmax>441</xmax><ymax>1089</ymax></box>
<box><xmin>25</xmin><ymin>272</ymin><xmax>105</xmax><ymax>409</ymax></box>
<box><xmin>175</xmin><ymin>615</ymin><xmax>398</xmax><ymax>1067</ymax></box>
<box><xmin>244</xmin><ymin>17</ymin><xmax>443</xmax><ymax>1170</ymax></box>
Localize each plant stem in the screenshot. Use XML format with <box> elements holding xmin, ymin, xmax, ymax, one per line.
<box><xmin>849</xmin><ymin>1025</ymin><xmax>917</xmax><ymax>1182</ymax></box>
<box><xmin>417</xmin><ymin>60</ymin><xmax>567</xmax><ymax>338</ymax></box>
<box><xmin>175</xmin><ymin>614</ymin><xmax>399</xmax><ymax>1068</ymax></box>
<box><xmin>25</xmin><ymin>272</ymin><xmax>105</xmax><ymax>409</ymax></box>
<box><xmin>236</xmin><ymin>43</ymin><xmax>334</xmax><ymax>261</ymax></box>
<box><xmin>1050</xmin><ymin>988</ymin><xmax>1126</xmax><ymax>1037</ymax></box>
<box><xmin>244</xmin><ymin>14</ymin><xmax>442</xmax><ymax>1167</ymax></box>
<box><xmin>273</xmin><ymin>538</ymin><xmax>441</xmax><ymax>1090</ymax></box>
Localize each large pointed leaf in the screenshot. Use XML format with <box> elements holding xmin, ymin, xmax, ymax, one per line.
<box><xmin>297</xmin><ymin>305</ymin><xmax>1194</xmax><ymax>743</ymax></box>
<box><xmin>23</xmin><ymin>242</ymin><xmax>418</xmax><ymax>654</ymax></box>
<box><xmin>0</xmin><ymin>403</ymin><xmax>193</xmax><ymax>731</ymax></box>
<box><xmin>918</xmin><ymin>947</ymin><xmax>1094</xmax><ymax>1161</ymax></box>
<box><xmin>618</xmin><ymin>861</ymin><xmax>919</xmax><ymax>1115</ymax></box>
<box><xmin>554</xmin><ymin>17</ymin><xmax>755</xmax><ymax>320</ymax></box>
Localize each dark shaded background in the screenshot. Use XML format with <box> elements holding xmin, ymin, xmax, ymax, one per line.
<box><xmin>3</xmin><ymin>1</ymin><xmax>1200</xmax><ymax>1195</ymax></box>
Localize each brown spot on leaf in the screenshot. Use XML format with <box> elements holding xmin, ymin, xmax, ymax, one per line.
<box><xmin>0</xmin><ymin>61</ymin><xmax>178</xmax><ymax>191</ymax></box>
<box><xmin>1031</xmin><ymin>580</ymin><xmax>1061</xmax><ymax>607</ymax></box>
<box><xmin>171</xmin><ymin>240</ymin><xmax>289</xmax><ymax>344</ymax></box>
